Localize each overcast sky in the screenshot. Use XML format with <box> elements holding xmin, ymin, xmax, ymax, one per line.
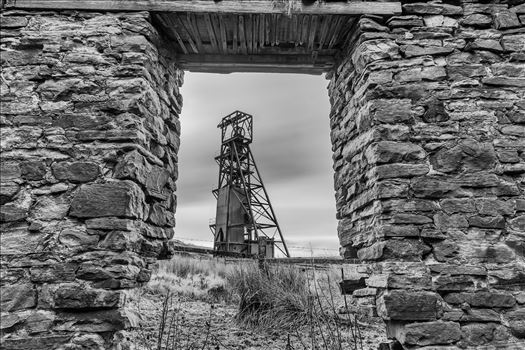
<box><xmin>175</xmin><ymin>72</ymin><xmax>339</xmax><ymax>257</ymax></box>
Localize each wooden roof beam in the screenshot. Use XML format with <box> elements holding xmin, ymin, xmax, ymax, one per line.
<box><xmin>3</xmin><ymin>0</ymin><xmax>402</xmax><ymax>16</ymax></box>
<box><xmin>176</xmin><ymin>53</ymin><xmax>335</xmax><ymax>75</ymax></box>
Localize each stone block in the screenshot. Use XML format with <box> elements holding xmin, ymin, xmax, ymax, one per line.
<box><xmin>460</xmin><ymin>14</ymin><xmax>492</xmax><ymax>28</ymax></box>
<box><xmin>32</xmin><ymin>195</ymin><xmax>69</xmax><ymax>220</ymax></box>
<box><xmin>85</xmin><ymin>217</ymin><xmax>135</xmax><ymax>231</ymax></box>
<box><xmin>445</xmin><ymin>291</ymin><xmax>515</xmax><ymax>308</ymax></box>
<box><xmin>52</xmin><ymin>161</ymin><xmax>99</xmax><ymax>183</ymax></box>
<box><xmin>401</xmin><ymin>45</ymin><xmax>454</xmax><ymax>58</ymax></box>
<box><xmin>403</xmin><ymin>3</ymin><xmax>462</xmax><ymax>15</ymax></box>
<box><xmin>428</xmin><ymin>264</ymin><xmax>487</xmax><ymax>276</ymax></box>
<box><xmin>40</xmin><ymin>283</ymin><xmax>123</xmax><ymax>310</ymax></box>
<box><xmin>58</xmin><ymin>228</ymin><xmax>99</xmax><ymax>248</ymax></box>
<box><xmin>470</xmin><ymin>215</ymin><xmax>506</xmax><ymax>229</ymax></box>
<box><xmin>358</xmin><ymin>239</ymin><xmax>431</xmax><ymax>261</ymax></box>
<box><xmin>493</xmin><ymin>10</ymin><xmax>521</xmax><ymax>29</ymax></box>
<box><xmin>441</xmin><ymin>199</ymin><xmax>475</xmax><ymax>214</ymax></box>
<box><xmin>1</xmin><ymin>284</ymin><xmax>36</xmax><ymax>312</ymax></box>
<box><xmin>411</xmin><ymin>177</ymin><xmax>458</xmax><ymax>198</ymax></box>
<box><xmin>365</xmin><ymin>141</ymin><xmax>426</xmax><ymax>164</ymax></box>
<box><xmin>400</xmin><ymin>321</ymin><xmax>462</xmax><ymax>345</ymax></box>
<box><xmin>374</xmin><ymin>163</ymin><xmax>429</xmax><ymax>180</ymax></box>
<box><xmin>368</xmin><ymin>99</ymin><xmax>413</xmax><ymax>124</ymax></box>
<box><xmin>378</xmin><ymin>290</ymin><xmax>438</xmax><ymax>321</ymax></box>
<box><xmin>506</xmin><ymin>308</ymin><xmax>525</xmax><ymax>338</ymax></box>
<box><xmin>0</xmin><ymin>204</ymin><xmax>28</xmax><ymax>222</ymax></box>
<box><xmin>55</xmin><ymin>309</ymin><xmax>138</xmax><ymax>333</ymax></box>
<box><xmin>114</xmin><ymin>150</ymin><xmax>171</xmax><ymax>200</ymax></box>
<box><xmin>0</xmin><ymin>335</ymin><xmax>72</xmax><ymax>350</ymax></box>
<box><xmin>30</xmin><ymin>264</ymin><xmax>77</xmax><ymax>283</ymax></box>
<box><xmin>434</xmin><ymin>275</ymin><xmax>475</xmax><ymax>292</ymax></box>
<box><xmin>460</xmin><ymin>323</ymin><xmax>510</xmax><ymax>346</ymax></box>
<box><xmin>70</xmin><ymin>181</ymin><xmax>146</xmax><ymax>219</ymax></box>
<box><xmin>20</xmin><ymin>161</ymin><xmax>46</xmax><ymax>181</ymax></box>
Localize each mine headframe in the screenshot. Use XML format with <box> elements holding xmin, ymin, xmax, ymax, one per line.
<box><xmin>210</xmin><ymin>111</ymin><xmax>290</xmax><ymax>258</ymax></box>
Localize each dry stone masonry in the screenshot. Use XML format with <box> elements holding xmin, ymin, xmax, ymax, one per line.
<box><xmin>1</xmin><ymin>0</ymin><xmax>524</xmax><ymax>349</ymax></box>
<box><xmin>329</xmin><ymin>0</ymin><xmax>525</xmax><ymax>348</ymax></box>
<box><xmin>1</xmin><ymin>10</ymin><xmax>182</xmax><ymax>349</ymax></box>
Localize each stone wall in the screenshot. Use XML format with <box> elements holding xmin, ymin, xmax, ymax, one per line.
<box><xmin>0</xmin><ymin>10</ymin><xmax>182</xmax><ymax>349</ymax></box>
<box><xmin>329</xmin><ymin>1</ymin><xmax>524</xmax><ymax>348</ymax></box>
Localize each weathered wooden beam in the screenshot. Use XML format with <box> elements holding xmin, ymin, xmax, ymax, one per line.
<box><xmin>176</xmin><ymin>53</ymin><xmax>335</xmax><ymax>74</ymax></box>
<box><xmin>3</xmin><ymin>0</ymin><xmax>402</xmax><ymax>16</ymax></box>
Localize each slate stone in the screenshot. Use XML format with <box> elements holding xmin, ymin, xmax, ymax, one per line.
<box><xmin>41</xmin><ymin>283</ymin><xmax>122</xmax><ymax>309</ymax></box>
<box><xmin>445</xmin><ymin>291</ymin><xmax>516</xmax><ymax>308</ymax></box>
<box><xmin>114</xmin><ymin>150</ymin><xmax>171</xmax><ymax>200</ymax></box>
<box><xmin>59</xmin><ymin>228</ymin><xmax>99</xmax><ymax>248</ymax></box>
<box><xmin>378</xmin><ymin>290</ymin><xmax>438</xmax><ymax>321</ymax></box>
<box><xmin>401</xmin><ymin>45</ymin><xmax>454</xmax><ymax>57</ymax></box>
<box><xmin>375</xmin><ymin>163</ymin><xmax>429</xmax><ymax>180</ymax></box>
<box><xmin>468</xmin><ymin>215</ymin><xmax>505</xmax><ymax>229</ymax></box>
<box><xmin>387</xmin><ymin>16</ymin><xmax>424</xmax><ymax>28</ymax></box>
<box><xmin>1</xmin><ymin>284</ymin><xmax>36</xmax><ymax>312</ymax></box>
<box><xmin>52</xmin><ymin>161</ymin><xmax>99</xmax><ymax>183</ymax></box>
<box><xmin>461</xmin><ymin>14</ymin><xmax>493</xmax><ymax>28</ymax></box>
<box><xmin>358</xmin><ymin>239</ymin><xmax>431</xmax><ymax>261</ymax></box>
<box><xmin>502</xmin><ymin>34</ymin><xmax>525</xmax><ymax>52</ymax></box>
<box><xmin>403</xmin><ymin>321</ymin><xmax>461</xmax><ymax>345</ymax></box>
<box><xmin>475</xmin><ymin>199</ymin><xmax>514</xmax><ymax>216</ymax></box>
<box><xmin>493</xmin><ymin>10</ymin><xmax>521</xmax><ymax>29</ymax></box>
<box><xmin>412</xmin><ymin>177</ymin><xmax>458</xmax><ymax>198</ymax></box>
<box><xmin>0</xmin><ymin>204</ymin><xmax>28</xmax><ymax>222</ymax></box>
<box><xmin>32</xmin><ymin>196</ymin><xmax>69</xmax><ymax>220</ymax></box>
<box><xmin>441</xmin><ymin>198</ymin><xmax>476</xmax><ymax>214</ymax></box>
<box><xmin>403</xmin><ymin>3</ymin><xmax>463</xmax><ymax>15</ymax></box>
<box><xmin>70</xmin><ymin>181</ymin><xmax>146</xmax><ymax>219</ymax></box>
<box><xmin>466</xmin><ymin>39</ymin><xmax>504</xmax><ymax>52</ymax></box>
<box><xmin>460</xmin><ymin>323</ymin><xmax>510</xmax><ymax>346</ymax></box>
<box><xmin>30</xmin><ymin>264</ymin><xmax>77</xmax><ymax>283</ymax></box>
<box><xmin>366</xmin><ymin>141</ymin><xmax>426</xmax><ymax>164</ymax></box>
<box><xmin>434</xmin><ymin>275</ymin><xmax>475</xmax><ymax>291</ymax></box>
<box><xmin>369</xmin><ymin>99</ymin><xmax>413</xmax><ymax>124</ymax></box>
<box><xmin>506</xmin><ymin>308</ymin><xmax>525</xmax><ymax>338</ymax></box>
<box><xmin>20</xmin><ymin>161</ymin><xmax>46</xmax><ymax>181</ymax></box>
<box><xmin>85</xmin><ymin>217</ymin><xmax>135</xmax><ymax>231</ymax></box>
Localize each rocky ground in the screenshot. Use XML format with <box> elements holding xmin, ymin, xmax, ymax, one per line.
<box><xmin>125</xmin><ymin>257</ymin><xmax>386</xmax><ymax>350</ymax></box>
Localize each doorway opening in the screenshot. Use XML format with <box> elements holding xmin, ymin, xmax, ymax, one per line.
<box><xmin>176</xmin><ymin>72</ymin><xmax>338</xmax><ymax>257</ymax></box>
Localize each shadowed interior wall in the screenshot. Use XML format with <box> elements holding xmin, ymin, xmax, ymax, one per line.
<box><xmin>0</xmin><ymin>10</ymin><xmax>182</xmax><ymax>349</ymax></box>
<box><xmin>328</xmin><ymin>1</ymin><xmax>525</xmax><ymax>348</ymax></box>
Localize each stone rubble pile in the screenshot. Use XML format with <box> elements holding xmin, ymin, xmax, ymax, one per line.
<box><xmin>329</xmin><ymin>1</ymin><xmax>524</xmax><ymax>348</ymax></box>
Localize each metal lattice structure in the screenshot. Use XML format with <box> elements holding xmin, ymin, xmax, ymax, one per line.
<box><xmin>210</xmin><ymin>111</ymin><xmax>290</xmax><ymax>258</ymax></box>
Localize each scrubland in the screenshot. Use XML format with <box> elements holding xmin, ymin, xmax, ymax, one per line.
<box><xmin>127</xmin><ymin>254</ymin><xmax>385</xmax><ymax>350</ymax></box>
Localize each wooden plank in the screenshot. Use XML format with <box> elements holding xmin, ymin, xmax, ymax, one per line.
<box><xmin>308</xmin><ymin>15</ymin><xmax>318</xmax><ymax>51</ymax></box>
<box><xmin>204</xmin><ymin>13</ymin><xmax>219</xmax><ymax>53</ymax></box>
<box><xmin>218</xmin><ymin>15</ymin><xmax>228</xmax><ymax>54</ymax></box>
<box><xmin>246</xmin><ymin>14</ymin><xmax>253</xmax><ymax>54</ymax></box>
<box><xmin>232</xmin><ymin>14</ymin><xmax>238</xmax><ymax>54</ymax></box>
<box><xmin>238</xmin><ymin>15</ymin><xmax>247</xmax><ymax>55</ymax></box>
<box><xmin>177</xmin><ymin>53</ymin><xmax>335</xmax><ymax>75</ymax></box>
<box><xmin>4</xmin><ymin>0</ymin><xmax>403</xmax><ymax>16</ymax></box>
<box><xmin>186</xmin><ymin>13</ymin><xmax>204</xmax><ymax>53</ymax></box>
<box><xmin>172</xmin><ymin>14</ymin><xmax>199</xmax><ymax>53</ymax></box>
<box><xmin>317</xmin><ymin>15</ymin><xmax>330</xmax><ymax>50</ymax></box>
<box><xmin>155</xmin><ymin>14</ymin><xmax>189</xmax><ymax>54</ymax></box>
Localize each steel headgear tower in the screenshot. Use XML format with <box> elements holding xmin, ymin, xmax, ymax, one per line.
<box><xmin>210</xmin><ymin>111</ymin><xmax>290</xmax><ymax>258</ymax></box>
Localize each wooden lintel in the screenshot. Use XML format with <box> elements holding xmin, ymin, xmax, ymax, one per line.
<box><xmin>3</xmin><ymin>0</ymin><xmax>402</xmax><ymax>16</ymax></box>
<box><xmin>177</xmin><ymin>53</ymin><xmax>335</xmax><ymax>75</ymax></box>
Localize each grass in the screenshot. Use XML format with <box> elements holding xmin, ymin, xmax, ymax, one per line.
<box><xmin>134</xmin><ymin>254</ymin><xmax>366</xmax><ymax>350</ymax></box>
<box><xmin>145</xmin><ymin>254</ymin><xmax>235</xmax><ymax>301</ymax></box>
